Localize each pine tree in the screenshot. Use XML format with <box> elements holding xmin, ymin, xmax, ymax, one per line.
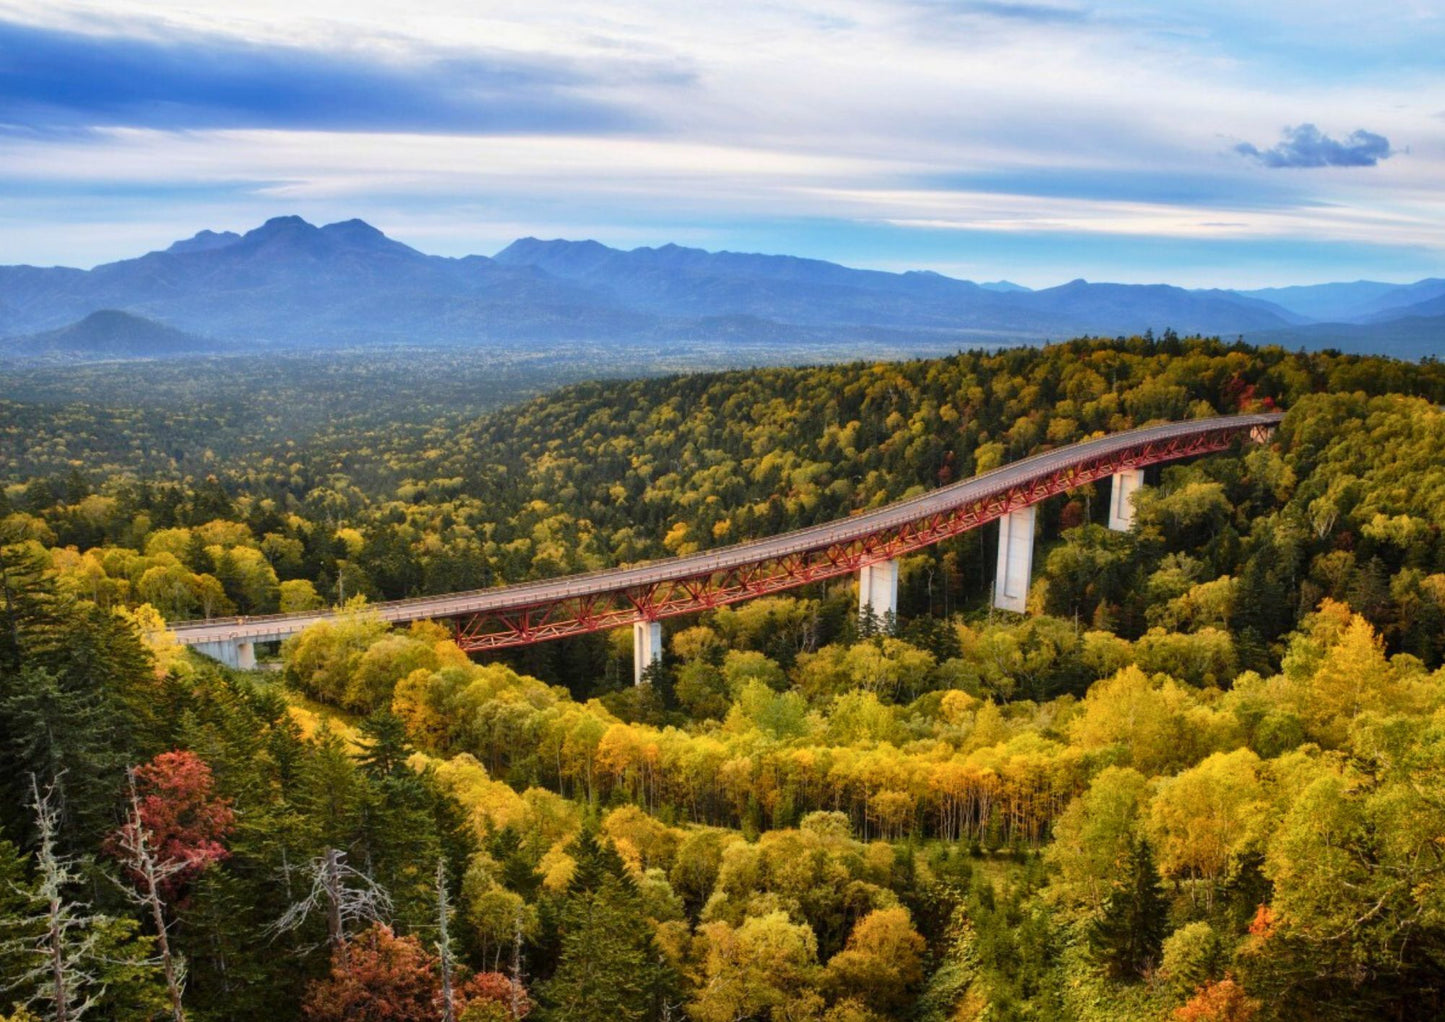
<box><xmin>358</xmin><ymin>711</ymin><xmax>412</xmax><ymax>781</ymax></box>
<box><xmin>435</xmin><ymin>860</ymin><xmax>456</xmax><ymax>1022</ymax></box>
<box><xmin>1087</xmin><ymin>839</ymin><xmax>1168</xmax><ymax>980</ymax></box>
<box><xmin>0</xmin><ymin>838</ymin><xmax>38</xmax><ymax>997</ymax></box>
<box><xmin>538</xmin><ymin>826</ymin><xmax>677</xmax><ymax>1022</ymax></box>
<box><xmin>0</xmin><ymin>530</ymin><xmax>151</xmax><ymax>851</ymax></box>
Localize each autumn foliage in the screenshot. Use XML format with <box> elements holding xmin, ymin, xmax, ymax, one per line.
<box><xmin>1174</xmin><ymin>977</ymin><xmax>1260</xmax><ymax>1022</ymax></box>
<box><xmin>8</xmin><ymin>341</ymin><xmax>1445</xmax><ymax>1021</ymax></box>
<box><xmin>303</xmin><ymin>924</ymin><xmax>527</xmax><ymax>1022</ymax></box>
<box><xmin>107</xmin><ymin>749</ymin><xmax>234</xmax><ymax>898</ymax></box>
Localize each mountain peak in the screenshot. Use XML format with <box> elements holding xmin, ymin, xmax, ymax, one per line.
<box><xmin>320</xmin><ymin>218</ymin><xmax>386</xmax><ymax>241</ymax></box>
<box><xmin>212</xmin><ymin>215</ymin><xmax>422</xmax><ymax>260</ymax></box>
<box><xmin>166</xmin><ymin>229</ymin><xmax>242</xmax><ymax>256</ymax></box>
<box><xmin>237</xmin><ymin>215</ymin><xmax>318</xmax><ymax>246</ymax></box>
<box><xmin>497</xmin><ymin>237</ymin><xmax>612</xmax><ymax>256</ymax></box>
<box><xmin>318</xmin><ymin>218</ymin><xmax>420</xmax><ymax>256</ymax></box>
<box><xmin>259</xmin><ymin>214</ymin><xmax>314</xmax><ymax>230</ymax></box>
<box><xmin>494</xmin><ymin>237</ymin><xmax>619</xmax><ymax>274</ymax></box>
<box><xmin>165</xmin><ymin>217</ymin><xmax>404</xmax><ymax>260</ymax></box>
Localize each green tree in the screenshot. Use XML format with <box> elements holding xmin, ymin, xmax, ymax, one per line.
<box><xmin>539</xmin><ymin>827</ymin><xmax>677</xmax><ymax>1022</ymax></box>
<box><xmin>1087</xmin><ymin>839</ymin><xmax>1168</xmax><ymax>980</ymax></box>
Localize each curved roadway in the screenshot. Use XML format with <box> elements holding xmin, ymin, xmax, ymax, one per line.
<box><xmin>171</xmin><ymin>412</ymin><xmax>1283</xmax><ymax>646</ymax></box>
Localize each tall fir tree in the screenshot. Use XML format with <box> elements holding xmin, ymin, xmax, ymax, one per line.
<box><xmin>538</xmin><ymin>826</ymin><xmax>679</xmax><ymax>1022</ymax></box>
<box><xmin>1087</xmin><ymin>839</ymin><xmax>1168</xmax><ymax>980</ymax></box>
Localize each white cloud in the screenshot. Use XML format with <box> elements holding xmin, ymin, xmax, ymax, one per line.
<box><xmin>0</xmin><ymin>0</ymin><xmax>1441</xmax><ymax>279</ymax></box>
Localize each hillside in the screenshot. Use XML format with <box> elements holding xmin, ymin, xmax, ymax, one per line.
<box><xmin>0</xmin><ymin>309</ymin><xmax>220</xmax><ymax>359</ymax></box>
<box><xmin>6</xmin><ymin>339</ymin><xmax>1445</xmax><ymax>1020</ymax></box>
<box><xmin>4</xmin><ymin>338</ymin><xmax>1445</xmax><ymax>1020</ymax></box>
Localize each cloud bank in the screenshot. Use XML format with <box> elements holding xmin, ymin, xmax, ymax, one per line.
<box><xmin>0</xmin><ymin>18</ymin><xmax>656</xmax><ymax>134</ymax></box>
<box><xmin>0</xmin><ymin>0</ymin><xmax>1439</xmax><ymax>286</ymax></box>
<box><xmin>1236</xmin><ymin>124</ymin><xmax>1394</xmax><ymax>168</ymax></box>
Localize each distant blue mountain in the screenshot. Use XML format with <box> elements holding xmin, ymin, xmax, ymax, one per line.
<box><xmin>1357</xmin><ymin>281</ymin><xmax>1445</xmax><ymax>323</ymax></box>
<box><xmin>1</xmin><ymin>310</ymin><xmax>219</xmax><ymax>359</ymax></box>
<box><xmin>493</xmin><ymin>237</ymin><xmax>1295</xmax><ymax>337</ymax></box>
<box><xmin>166</xmin><ymin>229</ymin><xmax>242</xmax><ymax>255</ymax></box>
<box><xmin>0</xmin><ymin>216</ymin><xmax>640</xmax><ymax>346</ymax></box>
<box><xmin>1237</xmin><ymin>278</ymin><xmax>1445</xmax><ymax>324</ymax></box>
<box><xmin>1</xmin><ymin>216</ymin><xmax>1436</xmax><ymax>359</ymax></box>
<box><xmin>493</xmin><ymin>236</ymin><xmax>1030</xmax><ymax>332</ymax></box>
<box><xmin>1020</xmin><ymin>278</ymin><xmax>1307</xmax><ymax>331</ymax></box>
<box><xmin>1249</xmin><ymin>314</ymin><xmax>1445</xmax><ymax>360</ymax></box>
<box><xmin>1236</xmin><ymin>281</ymin><xmax>1402</xmax><ymax>322</ymax></box>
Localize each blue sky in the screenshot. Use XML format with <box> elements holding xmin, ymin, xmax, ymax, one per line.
<box><xmin>0</xmin><ymin>0</ymin><xmax>1441</xmax><ymax>287</ymax></box>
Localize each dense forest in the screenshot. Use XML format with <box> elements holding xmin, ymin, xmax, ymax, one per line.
<box><xmin>3</xmin><ymin>336</ymin><xmax>1445</xmax><ymax>1020</ymax></box>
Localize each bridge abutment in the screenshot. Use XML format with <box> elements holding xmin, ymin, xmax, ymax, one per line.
<box><xmin>993</xmin><ymin>506</ymin><xmax>1036</xmax><ymax>613</ymax></box>
<box><xmin>633</xmin><ymin>620</ymin><xmax>663</xmax><ymax>686</ymax></box>
<box><xmin>1107</xmin><ymin>468</ymin><xmax>1146</xmax><ymax>531</ymax></box>
<box><xmin>194</xmin><ymin>639</ymin><xmax>256</xmax><ymax>670</ymax></box>
<box><xmin>858</xmin><ymin>558</ymin><xmax>900</xmax><ymax>624</ymax></box>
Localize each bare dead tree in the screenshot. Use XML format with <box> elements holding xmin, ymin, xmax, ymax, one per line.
<box><xmin>268</xmin><ymin>848</ymin><xmax>390</xmax><ymax>955</ymax></box>
<box><xmin>3</xmin><ymin>776</ymin><xmax>104</xmax><ymax>1022</ymax></box>
<box><xmin>112</xmin><ymin>768</ymin><xmax>189</xmax><ymax>1022</ymax></box>
<box><xmin>435</xmin><ymin>858</ymin><xmax>455</xmax><ymax>1022</ymax></box>
<box><xmin>510</xmin><ymin>902</ymin><xmax>526</xmax><ymax>1021</ymax></box>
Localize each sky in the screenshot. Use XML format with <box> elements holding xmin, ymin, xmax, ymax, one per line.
<box><xmin>1</xmin><ymin>0</ymin><xmax>1442</xmax><ymax>287</ymax></box>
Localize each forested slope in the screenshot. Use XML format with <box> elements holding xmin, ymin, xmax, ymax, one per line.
<box><xmin>3</xmin><ymin>337</ymin><xmax>1445</xmax><ymax>1020</ymax></box>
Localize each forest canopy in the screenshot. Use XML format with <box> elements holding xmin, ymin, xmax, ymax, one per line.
<box><xmin>3</xmin><ymin>335</ymin><xmax>1445</xmax><ymax>1021</ymax></box>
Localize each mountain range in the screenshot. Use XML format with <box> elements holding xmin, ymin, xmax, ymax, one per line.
<box><xmin>1</xmin><ymin>216</ymin><xmax>1441</xmax><ymax>360</ymax></box>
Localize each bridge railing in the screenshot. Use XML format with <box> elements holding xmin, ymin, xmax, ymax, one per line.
<box><xmin>168</xmin><ymin>411</ymin><xmax>1281</xmax><ymax>638</ymax></box>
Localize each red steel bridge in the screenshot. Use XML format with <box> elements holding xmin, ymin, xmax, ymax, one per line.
<box><xmin>172</xmin><ymin>412</ymin><xmax>1282</xmax><ymax>674</ymax></box>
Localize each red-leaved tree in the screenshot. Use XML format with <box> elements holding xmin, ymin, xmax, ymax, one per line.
<box><xmin>303</xmin><ymin>925</ymin><xmax>436</xmax><ymax>1022</ymax></box>
<box><xmin>303</xmin><ymin>924</ymin><xmax>528</xmax><ymax>1022</ymax></box>
<box><xmin>108</xmin><ymin>750</ymin><xmax>235</xmax><ymax>901</ymax></box>
<box><xmin>1174</xmin><ymin>977</ymin><xmax>1261</xmax><ymax>1022</ymax></box>
<box><xmin>455</xmin><ymin>971</ymin><xmax>530</xmax><ymax>1020</ymax></box>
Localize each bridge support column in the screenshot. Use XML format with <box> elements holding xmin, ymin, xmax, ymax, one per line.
<box><xmin>1108</xmin><ymin>468</ymin><xmax>1146</xmax><ymax>532</ymax></box>
<box><xmin>858</xmin><ymin>559</ymin><xmax>899</xmax><ymax>624</ymax></box>
<box><xmin>633</xmin><ymin>620</ymin><xmax>663</xmax><ymax>686</ymax></box>
<box><xmin>194</xmin><ymin>639</ymin><xmax>256</xmax><ymax>670</ymax></box>
<box><xmin>993</xmin><ymin>506</ymin><xmax>1035</xmax><ymax>613</ymax></box>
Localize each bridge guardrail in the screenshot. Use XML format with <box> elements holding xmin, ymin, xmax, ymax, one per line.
<box><xmin>169</xmin><ymin>411</ymin><xmax>1282</xmax><ymax>642</ymax></box>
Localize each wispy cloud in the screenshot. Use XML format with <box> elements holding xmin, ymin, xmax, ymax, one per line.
<box><xmin>0</xmin><ymin>0</ymin><xmax>1440</xmax><ymax>285</ymax></box>
<box><xmin>932</xmin><ymin>1</ymin><xmax>1089</xmax><ymax>23</ymax></box>
<box><xmin>1236</xmin><ymin>123</ymin><xmax>1395</xmax><ymax>168</ymax></box>
<box><xmin>914</xmin><ymin>168</ymin><xmax>1309</xmax><ymax>210</ymax></box>
<box><xmin>0</xmin><ymin>18</ymin><xmax>665</xmax><ymax>134</ymax></box>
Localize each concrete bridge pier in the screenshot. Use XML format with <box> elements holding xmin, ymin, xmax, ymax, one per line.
<box><xmin>1107</xmin><ymin>468</ymin><xmax>1146</xmax><ymax>531</ymax></box>
<box><xmin>633</xmin><ymin>620</ymin><xmax>663</xmax><ymax>685</ymax></box>
<box><xmin>993</xmin><ymin>506</ymin><xmax>1036</xmax><ymax>613</ymax></box>
<box><xmin>194</xmin><ymin>638</ymin><xmax>256</xmax><ymax>671</ymax></box>
<box><xmin>858</xmin><ymin>558</ymin><xmax>899</xmax><ymax>624</ymax></box>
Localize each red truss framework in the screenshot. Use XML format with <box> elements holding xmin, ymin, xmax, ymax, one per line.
<box><xmin>450</xmin><ymin>419</ymin><xmax>1274</xmax><ymax>651</ymax></box>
